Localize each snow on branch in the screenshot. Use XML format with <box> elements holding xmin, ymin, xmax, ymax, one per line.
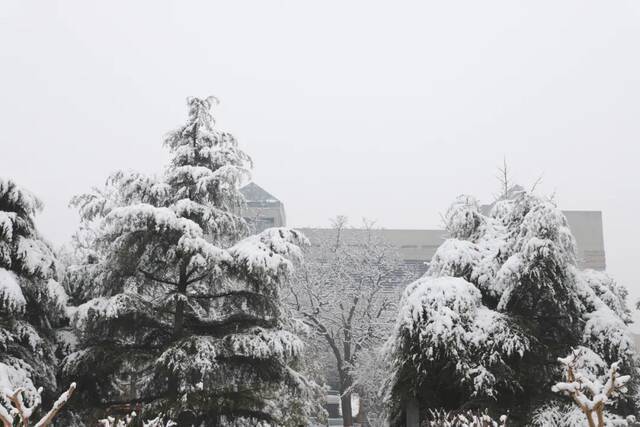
<box><xmin>70</xmin><ymin>292</ymin><xmax>158</xmax><ymax>332</ymax></box>
<box><xmin>228</xmin><ymin>227</ymin><xmax>309</xmax><ymax>283</ymax></box>
<box><xmin>426</xmin><ymin>239</ymin><xmax>480</xmax><ymax>280</ymax></box>
<box><xmin>104</xmin><ymin>204</ymin><xmax>203</xmax><ymax>239</ymax></box>
<box><xmin>0</xmin><ymin>268</ymin><xmax>26</xmax><ymax>313</ymax></box>
<box><xmin>424</xmin><ymin>408</ymin><xmax>507</xmax><ymax>426</ymax></box>
<box><xmin>552</xmin><ymin>348</ymin><xmax>630</xmax><ymax>427</ymax></box>
<box><xmin>444</xmin><ymin>195</ymin><xmax>484</xmax><ymax>240</ymax></box>
<box><xmin>16</xmin><ymin>237</ymin><xmax>58</xmax><ymax>279</ymax></box>
<box><xmin>0</xmin><ymin>382</ymin><xmax>75</xmax><ymax>427</ymax></box>
<box><xmin>0</xmin><ymin>178</ymin><xmax>43</xmax><ymax>218</ymax></box>
<box><xmin>392</xmin><ymin>276</ymin><xmax>529</xmax><ymax>398</ymax></box>
<box><xmin>98</xmin><ymin>412</ymin><xmax>177</xmax><ymax>427</ymax></box>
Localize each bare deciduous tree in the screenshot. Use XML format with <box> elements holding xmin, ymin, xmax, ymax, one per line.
<box><xmin>286</xmin><ymin>218</ymin><xmax>408</xmax><ymax>426</ymax></box>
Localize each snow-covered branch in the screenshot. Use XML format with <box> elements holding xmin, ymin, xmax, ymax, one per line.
<box><xmin>0</xmin><ymin>382</ymin><xmax>75</xmax><ymax>427</ymax></box>
<box><xmin>424</xmin><ymin>409</ymin><xmax>507</xmax><ymax>427</ymax></box>
<box><xmin>552</xmin><ymin>349</ymin><xmax>630</xmax><ymax>427</ymax></box>
<box><xmin>98</xmin><ymin>412</ymin><xmax>176</xmax><ymax>427</ymax></box>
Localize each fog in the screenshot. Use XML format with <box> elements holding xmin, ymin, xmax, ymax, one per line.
<box><xmin>1</xmin><ymin>1</ymin><xmax>639</xmax><ymax>311</ymax></box>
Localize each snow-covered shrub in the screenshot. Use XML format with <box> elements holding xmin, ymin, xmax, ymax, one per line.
<box><xmin>385</xmin><ymin>275</ymin><xmax>529</xmax><ymax>416</ymax></box>
<box><xmin>385</xmin><ymin>188</ymin><xmax>638</xmax><ymax>425</ymax></box>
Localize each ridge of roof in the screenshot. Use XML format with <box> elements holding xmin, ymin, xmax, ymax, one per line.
<box><xmin>240</xmin><ymin>182</ymin><xmax>281</xmax><ymax>203</ymax></box>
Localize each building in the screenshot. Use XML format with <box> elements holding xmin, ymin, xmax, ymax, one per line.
<box><xmin>241</xmin><ymin>183</ymin><xmax>607</xmax><ymax>274</ymax></box>
<box><xmin>240</xmin><ymin>182</ymin><xmax>286</xmax><ymax>233</ymax></box>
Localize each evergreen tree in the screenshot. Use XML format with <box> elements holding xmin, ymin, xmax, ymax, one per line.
<box><xmin>62</xmin><ymin>97</ymin><xmax>313</xmax><ymax>425</ymax></box>
<box><xmin>0</xmin><ymin>179</ymin><xmax>68</xmax><ymax>413</ymax></box>
<box><xmin>385</xmin><ymin>190</ymin><xmax>638</xmax><ymax>425</ymax></box>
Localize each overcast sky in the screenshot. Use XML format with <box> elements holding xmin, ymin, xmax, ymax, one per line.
<box><xmin>1</xmin><ymin>1</ymin><xmax>639</xmax><ymax>307</ymax></box>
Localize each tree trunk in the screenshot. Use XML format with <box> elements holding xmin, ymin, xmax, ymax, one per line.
<box><xmin>341</xmin><ymin>391</ymin><xmax>353</xmax><ymax>427</ymax></box>
<box><xmin>174</xmin><ymin>262</ymin><xmax>188</xmax><ymax>338</ymax></box>
<box><xmin>406</xmin><ymin>398</ymin><xmax>420</xmax><ymax>427</ymax></box>
<box><xmin>170</xmin><ymin>265</ymin><xmax>188</xmax><ymax>397</ymax></box>
<box><xmin>170</xmin><ymin>287</ymin><xmax>186</xmax><ymax>396</ymax></box>
<box><xmin>356</xmin><ymin>400</ymin><xmax>366</xmax><ymax>426</ymax></box>
<box><xmin>174</xmin><ymin>294</ymin><xmax>185</xmax><ymax>337</ymax></box>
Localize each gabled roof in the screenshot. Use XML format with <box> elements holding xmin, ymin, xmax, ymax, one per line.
<box><xmin>240</xmin><ymin>182</ymin><xmax>281</xmax><ymax>204</ymax></box>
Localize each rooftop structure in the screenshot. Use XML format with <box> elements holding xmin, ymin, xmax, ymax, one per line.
<box><xmin>240</xmin><ymin>182</ymin><xmax>286</xmax><ymax>233</ymax></box>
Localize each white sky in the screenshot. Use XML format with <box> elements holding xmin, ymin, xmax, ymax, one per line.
<box><xmin>1</xmin><ymin>1</ymin><xmax>639</xmax><ymax>307</ymax></box>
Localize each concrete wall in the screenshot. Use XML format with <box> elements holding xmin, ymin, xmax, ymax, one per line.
<box><xmin>300</xmin><ymin>209</ymin><xmax>606</xmax><ymax>278</ymax></box>
<box><xmin>241</xmin><ymin>184</ymin><xmax>606</xmax><ymax>271</ymax></box>
<box><xmin>563</xmin><ymin>210</ymin><xmax>606</xmax><ymax>270</ymax></box>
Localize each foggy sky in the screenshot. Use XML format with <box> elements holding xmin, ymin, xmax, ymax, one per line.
<box><xmin>1</xmin><ymin>2</ymin><xmax>639</xmax><ymax>308</ymax></box>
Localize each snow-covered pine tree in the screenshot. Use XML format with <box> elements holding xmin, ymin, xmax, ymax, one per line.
<box><xmin>0</xmin><ymin>178</ymin><xmax>69</xmax><ymax>415</ymax></box>
<box><xmin>61</xmin><ymin>97</ymin><xmax>313</xmax><ymax>425</ymax></box>
<box><xmin>385</xmin><ymin>190</ymin><xmax>638</xmax><ymax>425</ymax></box>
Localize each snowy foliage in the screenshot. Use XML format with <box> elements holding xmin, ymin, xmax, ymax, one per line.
<box><xmin>97</xmin><ymin>412</ymin><xmax>177</xmax><ymax>427</ymax></box>
<box><xmin>62</xmin><ymin>97</ymin><xmax>316</xmax><ymax>425</ymax></box>
<box><xmin>444</xmin><ymin>195</ymin><xmax>484</xmax><ymax>240</ymax></box>
<box><xmin>386</xmin><ymin>188</ymin><xmax>638</xmax><ymax>425</ymax></box>
<box><xmin>532</xmin><ymin>402</ymin><xmax>635</xmax><ymax>427</ymax></box>
<box><xmin>0</xmin><ymin>268</ymin><xmax>25</xmax><ymax>313</ymax></box>
<box><xmin>228</xmin><ymin>227</ymin><xmax>308</xmax><ymax>286</ymax></box>
<box><xmin>550</xmin><ymin>348</ymin><xmax>633</xmax><ymax>427</ymax></box>
<box><xmin>0</xmin><ymin>178</ymin><xmax>68</xmax><ymax>418</ymax></box>
<box><xmin>422</xmin><ymin>409</ymin><xmax>507</xmax><ymax>427</ymax></box>
<box><xmin>426</xmin><ymin>239</ymin><xmax>480</xmax><ymax>281</ymax></box>
<box><xmin>389</xmin><ymin>276</ymin><xmax>529</xmax><ymax>399</ymax></box>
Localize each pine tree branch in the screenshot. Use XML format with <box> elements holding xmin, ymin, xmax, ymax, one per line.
<box><xmin>187</xmin><ymin>290</ymin><xmax>268</xmax><ymax>300</ymax></box>
<box><xmin>185</xmin><ymin>270</ymin><xmax>215</xmax><ymax>285</ymax></box>
<box><xmin>138</xmin><ymin>269</ymin><xmax>178</xmax><ymax>286</ymax></box>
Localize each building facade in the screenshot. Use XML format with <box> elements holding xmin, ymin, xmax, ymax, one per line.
<box><xmin>241</xmin><ymin>183</ymin><xmax>607</xmax><ymax>274</ymax></box>
<box><xmin>240</xmin><ymin>182</ymin><xmax>286</xmax><ymax>233</ymax></box>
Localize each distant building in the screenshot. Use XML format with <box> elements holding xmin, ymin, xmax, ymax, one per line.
<box><xmin>562</xmin><ymin>210</ymin><xmax>607</xmax><ymax>270</ymax></box>
<box><xmin>241</xmin><ymin>183</ymin><xmax>607</xmax><ymax>276</ymax></box>
<box><xmin>240</xmin><ymin>182</ymin><xmax>286</xmax><ymax>233</ymax></box>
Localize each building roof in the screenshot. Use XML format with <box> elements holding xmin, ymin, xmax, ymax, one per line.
<box><xmin>240</xmin><ymin>182</ymin><xmax>282</xmax><ymax>206</ymax></box>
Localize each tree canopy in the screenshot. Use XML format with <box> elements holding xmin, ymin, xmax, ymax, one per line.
<box><xmin>385</xmin><ymin>190</ymin><xmax>637</xmax><ymax>425</ymax></box>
